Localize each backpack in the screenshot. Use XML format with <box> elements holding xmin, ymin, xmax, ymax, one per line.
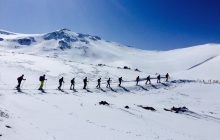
<box><xmin>59</xmin><ymin>78</ymin><xmax>63</xmax><ymax>83</ymax></box>
<box><xmin>17</xmin><ymin>76</ymin><xmax>22</xmax><ymax>81</ymax></box>
<box><xmin>39</xmin><ymin>76</ymin><xmax>44</xmax><ymax>81</ymax></box>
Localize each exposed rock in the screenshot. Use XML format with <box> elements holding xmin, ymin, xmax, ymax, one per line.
<box><xmin>44</xmin><ymin>29</ymin><xmax>78</xmax><ymax>42</ymax></box>
<box><xmin>125</xmin><ymin>106</ymin><xmax>130</xmax><ymax>109</ymax></box>
<box><xmin>0</xmin><ymin>110</ymin><xmax>9</xmax><ymax>118</ymax></box>
<box><xmin>5</xmin><ymin>125</ymin><xmax>11</xmax><ymax>128</ymax></box>
<box><xmin>99</xmin><ymin>101</ymin><xmax>110</xmax><ymax>106</ymax></box>
<box><xmin>58</xmin><ymin>40</ymin><xmax>71</xmax><ymax>50</ymax></box>
<box><xmin>17</xmin><ymin>37</ymin><xmax>35</xmax><ymax>45</ymax></box>
<box><xmin>124</xmin><ymin>66</ymin><xmax>131</xmax><ymax>70</ymax></box>
<box><xmin>138</xmin><ymin>105</ymin><xmax>156</xmax><ymax>111</ymax></box>
<box><xmin>134</xmin><ymin>68</ymin><xmax>141</xmax><ymax>72</ymax></box>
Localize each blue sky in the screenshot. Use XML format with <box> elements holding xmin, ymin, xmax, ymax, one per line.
<box><xmin>0</xmin><ymin>0</ymin><xmax>220</xmax><ymax>50</ymax></box>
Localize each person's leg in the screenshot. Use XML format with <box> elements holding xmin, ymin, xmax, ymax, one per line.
<box><xmin>58</xmin><ymin>83</ymin><xmax>61</xmax><ymax>90</ymax></box>
<box><xmin>17</xmin><ymin>81</ymin><xmax>21</xmax><ymax>89</ymax></box>
<box><xmin>39</xmin><ymin>81</ymin><xmax>44</xmax><ymax>90</ymax></box>
<box><xmin>83</xmin><ymin>83</ymin><xmax>87</xmax><ymax>89</ymax></box>
<box><xmin>60</xmin><ymin>83</ymin><xmax>62</xmax><ymax>90</ymax></box>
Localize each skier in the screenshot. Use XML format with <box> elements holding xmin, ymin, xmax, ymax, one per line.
<box><xmin>157</xmin><ymin>74</ymin><xmax>161</xmax><ymax>83</ymax></box>
<box><xmin>70</xmin><ymin>78</ymin><xmax>75</xmax><ymax>90</ymax></box>
<box><xmin>165</xmin><ymin>73</ymin><xmax>170</xmax><ymax>82</ymax></box>
<box><xmin>58</xmin><ymin>77</ymin><xmax>64</xmax><ymax>90</ymax></box>
<box><xmin>145</xmin><ymin>75</ymin><xmax>151</xmax><ymax>84</ymax></box>
<box><xmin>96</xmin><ymin>78</ymin><xmax>101</xmax><ymax>89</ymax></box>
<box><xmin>106</xmin><ymin>78</ymin><xmax>111</xmax><ymax>88</ymax></box>
<box><xmin>136</xmin><ymin>76</ymin><xmax>140</xmax><ymax>85</ymax></box>
<box><xmin>16</xmin><ymin>74</ymin><xmax>26</xmax><ymax>90</ymax></box>
<box><xmin>118</xmin><ymin>77</ymin><xmax>123</xmax><ymax>87</ymax></box>
<box><xmin>38</xmin><ymin>74</ymin><xmax>47</xmax><ymax>90</ymax></box>
<box><xmin>83</xmin><ymin>77</ymin><xmax>88</xmax><ymax>89</ymax></box>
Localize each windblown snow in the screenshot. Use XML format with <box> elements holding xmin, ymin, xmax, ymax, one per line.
<box><xmin>0</xmin><ymin>29</ymin><xmax>220</xmax><ymax>140</ymax></box>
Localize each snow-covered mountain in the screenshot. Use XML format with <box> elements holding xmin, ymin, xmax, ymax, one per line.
<box><xmin>1</xmin><ymin>29</ymin><xmax>220</xmax><ymax>80</ymax></box>
<box><xmin>0</xmin><ymin>29</ymin><xmax>220</xmax><ymax>140</ymax></box>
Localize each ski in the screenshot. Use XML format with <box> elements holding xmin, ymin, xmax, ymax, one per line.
<box><xmin>57</xmin><ymin>89</ymin><xmax>69</xmax><ymax>94</ymax></box>
<box><xmin>38</xmin><ymin>89</ymin><xmax>47</xmax><ymax>93</ymax></box>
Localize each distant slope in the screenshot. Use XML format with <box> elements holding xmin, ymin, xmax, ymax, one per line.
<box><xmin>0</xmin><ymin>29</ymin><xmax>220</xmax><ymax>79</ymax></box>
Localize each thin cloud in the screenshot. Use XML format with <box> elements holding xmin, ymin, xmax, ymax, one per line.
<box><xmin>110</xmin><ymin>0</ymin><xmax>129</xmax><ymax>16</ymax></box>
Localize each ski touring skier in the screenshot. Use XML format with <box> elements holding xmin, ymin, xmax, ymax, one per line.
<box><xmin>58</xmin><ymin>77</ymin><xmax>64</xmax><ymax>90</ymax></box>
<box><xmin>83</xmin><ymin>77</ymin><xmax>88</xmax><ymax>89</ymax></box>
<box><xmin>70</xmin><ymin>78</ymin><xmax>75</xmax><ymax>90</ymax></box>
<box><xmin>157</xmin><ymin>74</ymin><xmax>161</xmax><ymax>83</ymax></box>
<box><xmin>145</xmin><ymin>75</ymin><xmax>151</xmax><ymax>84</ymax></box>
<box><xmin>118</xmin><ymin>77</ymin><xmax>123</xmax><ymax>87</ymax></box>
<box><xmin>165</xmin><ymin>73</ymin><xmax>170</xmax><ymax>82</ymax></box>
<box><xmin>96</xmin><ymin>78</ymin><xmax>101</xmax><ymax>89</ymax></box>
<box><xmin>16</xmin><ymin>74</ymin><xmax>26</xmax><ymax>90</ymax></box>
<box><xmin>136</xmin><ymin>76</ymin><xmax>140</xmax><ymax>85</ymax></box>
<box><xmin>106</xmin><ymin>78</ymin><xmax>111</xmax><ymax>88</ymax></box>
<box><xmin>38</xmin><ymin>74</ymin><xmax>47</xmax><ymax>91</ymax></box>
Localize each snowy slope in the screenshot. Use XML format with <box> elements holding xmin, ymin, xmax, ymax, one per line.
<box><xmin>0</xmin><ymin>29</ymin><xmax>220</xmax><ymax>140</ymax></box>
<box><xmin>1</xmin><ymin>29</ymin><xmax>220</xmax><ymax>79</ymax></box>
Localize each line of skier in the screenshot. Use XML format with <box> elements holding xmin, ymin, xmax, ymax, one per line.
<box><xmin>16</xmin><ymin>73</ymin><xmax>170</xmax><ymax>91</ymax></box>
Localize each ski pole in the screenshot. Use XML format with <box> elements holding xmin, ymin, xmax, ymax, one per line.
<box><xmin>62</xmin><ymin>82</ymin><xmax>65</xmax><ymax>90</ymax></box>
<box><xmin>21</xmin><ymin>80</ymin><xmax>26</xmax><ymax>88</ymax></box>
<box><xmin>45</xmin><ymin>80</ymin><xmax>47</xmax><ymax>89</ymax></box>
